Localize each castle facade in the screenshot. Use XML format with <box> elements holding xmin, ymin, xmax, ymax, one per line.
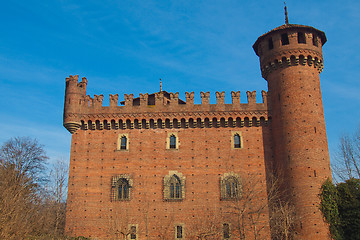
<box><xmin>64</xmin><ymin>22</ymin><xmax>332</xmax><ymax>239</ymax></box>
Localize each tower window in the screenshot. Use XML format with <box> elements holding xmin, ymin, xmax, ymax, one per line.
<box><xmin>166</xmin><ymin>132</ymin><xmax>179</xmax><ymax>150</ymax></box>
<box><xmin>120</xmin><ymin>136</ymin><xmax>127</xmax><ymax>149</ymax></box>
<box><xmin>175</xmin><ymin>225</ymin><xmax>184</xmax><ymax>239</ymax></box>
<box><xmin>169</xmin><ymin>175</ymin><xmax>182</xmax><ymax>199</ymax></box>
<box><xmin>281</xmin><ymin>33</ymin><xmax>289</xmax><ymax>45</ymax></box>
<box><xmin>164</xmin><ymin>171</ymin><xmax>185</xmax><ymax>201</ymax></box>
<box><xmin>117</xmin><ymin>178</ymin><xmax>130</xmax><ymax>200</ymax></box>
<box><xmin>234</xmin><ymin>134</ymin><xmax>241</xmax><ymax>148</ymax></box>
<box><xmin>223</xmin><ymin>223</ymin><xmax>230</xmax><ymax>239</ymax></box>
<box><xmin>220</xmin><ymin>173</ymin><xmax>241</xmax><ymax>200</ymax></box>
<box><xmin>170</xmin><ymin>135</ymin><xmax>176</xmax><ymax>149</ymax></box>
<box><xmin>312</xmin><ymin>33</ymin><xmax>318</xmax><ymax>46</ymax></box>
<box><xmin>298</xmin><ymin>32</ymin><xmax>306</xmax><ymax>44</ymax></box>
<box><xmin>117</xmin><ymin>134</ymin><xmax>129</xmax><ymax>151</ymax></box>
<box><xmin>268</xmin><ymin>37</ymin><xmax>274</xmax><ymax>50</ymax></box>
<box><xmin>112</xmin><ymin>174</ymin><xmax>133</xmax><ymax>201</ymax></box>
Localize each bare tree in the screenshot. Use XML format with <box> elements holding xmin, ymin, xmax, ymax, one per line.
<box><xmin>223</xmin><ymin>174</ymin><xmax>271</xmax><ymax>240</ymax></box>
<box><xmin>333</xmin><ymin>128</ymin><xmax>360</xmax><ymax>181</ymax></box>
<box><xmin>0</xmin><ymin>137</ymin><xmax>48</xmax><ymax>239</ymax></box>
<box><xmin>186</xmin><ymin>210</ymin><xmax>222</xmax><ymax>239</ymax></box>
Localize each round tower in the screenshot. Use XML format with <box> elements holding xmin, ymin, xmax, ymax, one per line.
<box><xmin>63</xmin><ymin>75</ymin><xmax>87</xmax><ymax>134</ymax></box>
<box><xmin>253</xmin><ymin>24</ymin><xmax>332</xmax><ymax>239</ymax></box>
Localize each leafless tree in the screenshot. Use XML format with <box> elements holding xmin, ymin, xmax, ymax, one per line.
<box><xmin>333</xmin><ymin>128</ymin><xmax>360</xmax><ymax>181</ymax></box>
<box><xmin>186</xmin><ymin>209</ymin><xmax>222</xmax><ymax>239</ymax></box>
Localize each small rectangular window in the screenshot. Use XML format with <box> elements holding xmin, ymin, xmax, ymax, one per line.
<box><xmin>176</xmin><ymin>225</ymin><xmax>183</xmax><ymax>239</ymax></box>
<box><xmin>130</xmin><ymin>226</ymin><xmax>136</xmax><ymax>239</ymax></box>
<box><xmin>298</xmin><ymin>32</ymin><xmax>306</xmax><ymax>44</ymax></box>
<box><xmin>281</xmin><ymin>33</ymin><xmax>289</xmax><ymax>45</ymax></box>
<box><xmin>223</xmin><ymin>223</ymin><xmax>230</xmax><ymax>239</ymax></box>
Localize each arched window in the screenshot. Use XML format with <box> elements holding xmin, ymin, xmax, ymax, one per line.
<box><xmin>170</xmin><ymin>135</ymin><xmax>176</xmax><ymax>149</ymax></box>
<box><xmin>164</xmin><ymin>171</ymin><xmax>185</xmax><ymax>200</ymax></box>
<box><xmin>220</xmin><ymin>173</ymin><xmax>241</xmax><ymax>200</ymax></box>
<box><xmin>169</xmin><ymin>175</ymin><xmax>182</xmax><ymax>199</ymax></box>
<box><xmin>167</xmin><ymin>132</ymin><xmax>179</xmax><ymax>150</ymax></box>
<box><xmin>225</xmin><ymin>177</ymin><xmax>238</xmax><ymax>199</ymax></box>
<box><xmin>121</xmin><ymin>136</ymin><xmax>127</xmax><ymax>150</ymax></box>
<box><xmin>234</xmin><ymin>134</ymin><xmax>241</xmax><ymax>148</ymax></box>
<box><xmin>117</xmin><ymin>178</ymin><xmax>129</xmax><ymax>199</ymax></box>
<box><xmin>117</xmin><ymin>134</ymin><xmax>129</xmax><ymax>151</ymax></box>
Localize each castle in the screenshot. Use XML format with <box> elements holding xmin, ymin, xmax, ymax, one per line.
<box><xmin>64</xmin><ymin>20</ymin><xmax>332</xmax><ymax>239</ymax></box>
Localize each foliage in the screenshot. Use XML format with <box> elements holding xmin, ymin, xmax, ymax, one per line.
<box><xmin>319</xmin><ymin>178</ymin><xmax>342</xmax><ymax>240</ymax></box>
<box><xmin>320</xmin><ymin>178</ymin><xmax>360</xmax><ymax>240</ymax></box>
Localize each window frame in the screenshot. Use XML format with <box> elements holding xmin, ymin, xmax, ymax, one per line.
<box><xmin>117</xmin><ymin>133</ymin><xmax>129</xmax><ymax>151</ymax></box>
<box><xmin>175</xmin><ymin>223</ymin><xmax>185</xmax><ymax>239</ymax></box>
<box><xmin>164</xmin><ymin>171</ymin><xmax>185</xmax><ymax>201</ymax></box>
<box><xmin>231</xmin><ymin>131</ymin><xmax>243</xmax><ymax>150</ymax></box>
<box><xmin>111</xmin><ymin>174</ymin><xmax>133</xmax><ymax>201</ymax></box>
<box><xmin>220</xmin><ymin>173</ymin><xmax>241</xmax><ymax>201</ymax></box>
<box><xmin>223</xmin><ymin>223</ymin><xmax>231</xmax><ymax>239</ymax></box>
<box><xmin>128</xmin><ymin>224</ymin><xmax>138</xmax><ymax>240</ymax></box>
<box><xmin>166</xmin><ymin>132</ymin><xmax>179</xmax><ymax>150</ymax></box>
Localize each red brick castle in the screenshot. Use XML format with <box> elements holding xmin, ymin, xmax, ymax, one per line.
<box><xmin>64</xmin><ymin>20</ymin><xmax>332</xmax><ymax>239</ymax></box>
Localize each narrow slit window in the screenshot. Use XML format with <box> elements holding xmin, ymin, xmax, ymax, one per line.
<box><xmin>170</xmin><ymin>135</ymin><xmax>176</xmax><ymax>149</ymax></box>
<box><xmin>281</xmin><ymin>33</ymin><xmax>289</xmax><ymax>45</ymax></box>
<box><xmin>120</xmin><ymin>136</ymin><xmax>127</xmax><ymax>150</ymax></box>
<box><xmin>234</xmin><ymin>134</ymin><xmax>241</xmax><ymax>148</ymax></box>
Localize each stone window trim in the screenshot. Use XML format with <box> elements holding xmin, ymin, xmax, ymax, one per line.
<box><xmin>111</xmin><ymin>174</ymin><xmax>133</xmax><ymax>201</ymax></box>
<box><xmin>222</xmin><ymin>222</ymin><xmax>231</xmax><ymax>239</ymax></box>
<box><xmin>220</xmin><ymin>173</ymin><xmax>242</xmax><ymax>201</ymax></box>
<box><xmin>231</xmin><ymin>131</ymin><xmax>243</xmax><ymax>149</ymax></box>
<box><xmin>128</xmin><ymin>224</ymin><xmax>138</xmax><ymax>240</ymax></box>
<box><xmin>166</xmin><ymin>132</ymin><xmax>179</xmax><ymax>150</ymax></box>
<box><xmin>174</xmin><ymin>223</ymin><xmax>185</xmax><ymax>239</ymax></box>
<box><xmin>164</xmin><ymin>171</ymin><xmax>185</xmax><ymax>201</ymax></box>
<box><xmin>117</xmin><ymin>133</ymin><xmax>129</xmax><ymax>151</ymax></box>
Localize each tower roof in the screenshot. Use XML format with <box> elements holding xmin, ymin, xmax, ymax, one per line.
<box><xmin>253</xmin><ymin>24</ymin><xmax>327</xmax><ymax>56</ymax></box>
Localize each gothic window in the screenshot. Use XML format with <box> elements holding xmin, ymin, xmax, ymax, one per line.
<box><xmin>117</xmin><ymin>178</ymin><xmax>129</xmax><ymax>200</ymax></box>
<box><xmin>112</xmin><ymin>175</ymin><xmax>133</xmax><ymax>201</ymax></box>
<box><xmin>223</xmin><ymin>223</ymin><xmax>230</xmax><ymax>239</ymax></box>
<box><xmin>166</xmin><ymin>132</ymin><xmax>179</xmax><ymax>150</ymax></box>
<box><xmin>164</xmin><ymin>171</ymin><xmax>185</xmax><ymax>201</ymax></box>
<box><xmin>220</xmin><ymin>173</ymin><xmax>241</xmax><ymax>200</ymax></box>
<box><xmin>170</xmin><ymin>135</ymin><xmax>176</xmax><ymax>149</ymax></box>
<box><xmin>234</xmin><ymin>134</ymin><xmax>241</xmax><ymax>148</ymax></box>
<box><xmin>117</xmin><ymin>133</ymin><xmax>129</xmax><ymax>151</ymax></box>
<box><xmin>120</xmin><ymin>136</ymin><xmax>127</xmax><ymax>149</ymax></box>
<box><xmin>231</xmin><ymin>131</ymin><xmax>243</xmax><ymax>149</ymax></box>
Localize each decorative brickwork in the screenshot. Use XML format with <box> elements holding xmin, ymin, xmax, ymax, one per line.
<box><xmin>64</xmin><ymin>22</ymin><xmax>332</xmax><ymax>240</ymax></box>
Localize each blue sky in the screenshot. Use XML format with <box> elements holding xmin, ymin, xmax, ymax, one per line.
<box><xmin>1</xmin><ymin>1</ymin><xmax>359</xmax><ymax>166</ymax></box>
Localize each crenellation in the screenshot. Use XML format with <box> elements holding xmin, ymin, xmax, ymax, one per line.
<box><xmin>169</xmin><ymin>92</ymin><xmax>179</xmax><ymax>105</ymax></box>
<box><xmin>247</xmin><ymin>90</ymin><xmax>257</xmax><ymax>105</ymax></box>
<box><xmin>109</xmin><ymin>94</ymin><xmax>118</xmax><ymax>107</ymax></box>
<box><xmin>139</xmin><ymin>93</ymin><xmax>148</xmax><ymax>106</ymax></box>
<box><xmin>216</xmin><ymin>91</ymin><xmax>225</xmax><ymax>104</ymax></box>
<box><xmin>93</xmin><ymin>95</ymin><xmax>103</xmax><ymax>108</ymax></box>
<box><xmin>185</xmin><ymin>91</ymin><xmax>194</xmax><ymax>104</ymax></box>
<box><xmin>231</xmin><ymin>91</ymin><xmax>241</xmax><ymax>104</ymax></box>
<box><xmin>200</xmin><ymin>91</ymin><xmax>210</xmax><ymax>105</ymax></box>
<box><xmin>261</xmin><ymin>90</ymin><xmax>267</xmax><ymax>105</ymax></box>
<box><xmin>124</xmin><ymin>94</ymin><xmax>133</xmax><ymax>107</ymax></box>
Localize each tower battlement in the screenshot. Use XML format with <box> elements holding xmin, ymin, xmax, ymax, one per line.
<box><xmin>63</xmin><ymin>77</ymin><xmax>269</xmax><ymax>133</ymax></box>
